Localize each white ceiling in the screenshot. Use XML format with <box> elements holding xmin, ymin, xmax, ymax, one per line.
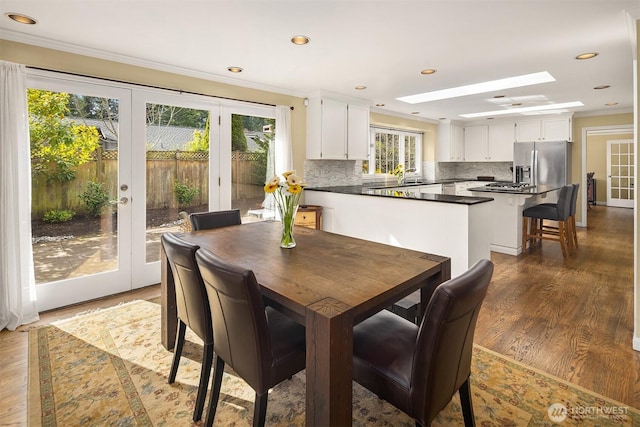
<box><xmin>1</xmin><ymin>0</ymin><xmax>638</xmax><ymax>123</ymax></box>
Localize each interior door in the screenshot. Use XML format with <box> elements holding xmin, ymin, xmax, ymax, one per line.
<box><xmin>607</xmin><ymin>139</ymin><xmax>634</xmax><ymax>208</ymax></box>
<box><xmin>28</xmin><ymin>72</ymin><xmax>133</xmax><ymax>311</ymax></box>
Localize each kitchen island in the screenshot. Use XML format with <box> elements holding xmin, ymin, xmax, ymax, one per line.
<box><xmin>468</xmin><ymin>184</ymin><xmax>561</xmax><ymax>255</ymax></box>
<box><xmin>305</xmin><ymin>185</ymin><xmax>493</xmax><ymax>277</ymax></box>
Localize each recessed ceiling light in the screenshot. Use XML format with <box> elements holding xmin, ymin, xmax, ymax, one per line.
<box><xmin>227</xmin><ymin>66</ymin><xmax>243</xmax><ymax>73</ymax></box>
<box><xmin>460</xmin><ymin>101</ymin><xmax>584</xmax><ymax>118</ymax></box>
<box><xmin>355</xmin><ymin>86</ymin><xmax>366</xmax><ymax>90</ymax></box>
<box><xmin>6</xmin><ymin>13</ymin><xmax>36</xmax><ymax>24</ymax></box>
<box><xmin>411</xmin><ymin>111</ymin><xmax>420</xmax><ymax>115</ymax></box>
<box><xmin>486</xmin><ymin>117</ymin><xmax>494</xmax><ymax>120</ymax></box>
<box><xmin>511</xmin><ymin>103</ymin><xmax>522</xmax><ymax>106</ymax></box>
<box><xmin>576</xmin><ymin>52</ymin><xmax>598</xmax><ymax>60</ymax></box>
<box><xmin>493</xmin><ymin>95</ymin><xmax>505</xmax><ymax>99</ymax></box>
<box><xmin>291</xmin><ymin>35</ymin><xmax>310</xmax><ymax>45</ymax></box>
<box><xmin>594</xmin><ymin>85</ymin><xmax>610</xmax><ymax>90</ymax></box>
<box><xmin>397</xmin><ymin>71</ymin><xmax>555</xmax><ymax>104</ymax></box>
<box><xmin>420</xmin><ymin>69</ymin><xmax>437</xmax><ymax>75</ymax></box>
<box><xmin>605</xmin><ymin>102</ymin><xmax>619</xmax><ymax>106</ymax></box>
<box><xmin>375</xmin><ymin>103</ymin><xmax>385</xmax><ymax>107</ymax></box>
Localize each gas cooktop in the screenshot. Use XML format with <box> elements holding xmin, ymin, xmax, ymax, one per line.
<box><xmin>484</xmin><ymin>182</ymin><xmax>536</xmax><ymax>191</ymax></box>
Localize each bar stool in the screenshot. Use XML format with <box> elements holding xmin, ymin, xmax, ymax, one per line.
<box><xmin>540</xmin><ymin>183</ymin><xmax>579</xmax><ymax>248</ymax></box>
<box><xmin>522</xmin><ymin>185</ymin><xmax>574</xmax><ymax>256</ymax></box>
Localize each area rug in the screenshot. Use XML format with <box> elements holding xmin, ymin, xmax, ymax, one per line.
<box><xmin>28</xmin><ymin>299</ymin><xmax>639</xmax><ymax>426</ymax></box>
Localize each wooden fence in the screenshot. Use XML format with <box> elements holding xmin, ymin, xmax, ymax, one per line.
<box><xmin>31</xmin><ymin>150</ymin><xmax>264</xmax><ymax>217</ymax></box>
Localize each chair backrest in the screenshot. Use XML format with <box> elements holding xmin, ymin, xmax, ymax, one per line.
<box><xmin>195</xmin><ymin>248</ymin><xmax>272</xmax><ymax>393</ymax></box>
<box><xmin>555</xmin><ymin>185</ymin><xmax>573</xmax><ymax>220</ymax></box>
<box><xmin>161</xmin><ymin>232</ymin><xmax>212</xmax><ymax>343</ymax></box>
<box><xmin>569</xmin><ymin>183</ymin><xmax>580</xmax><ymax>216</ymax></box>
<box><xmin>412</xmin><ymin>259</ymin><xmax>494</xmax><ymax>423</ymax></box>
<box><xmin>190</xmin><ymin>209</ymin><xmax>242</xmax><ymax>231</ymax></box>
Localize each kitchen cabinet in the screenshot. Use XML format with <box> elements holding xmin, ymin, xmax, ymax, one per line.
<box><xmin>455</xmin><ymin>181</ymin><xmax>488</xmax><ymax>196</ymax></box>
<box><xmin>464</xmin><ymin>123</ymin><xmax>514</xmax><ymax>162</ymax></box>
<box><xmin>294</xmin><ymin>205</ymin><xmax>323</xmax><ymax>230</ymax></box>
<box><xmin>437</xmin><ymin>121</ymin><xmax>464</xmax><ymax>162</ymax></box>
<box><xmin>306</xmin><ymin>96</ymin><xmax>370</xmax><ymax>160</ymax></box>
<box><xmin>516</xmin><ymin>117</ymin><xmax>572</xmax><ymax>142</ymax></box>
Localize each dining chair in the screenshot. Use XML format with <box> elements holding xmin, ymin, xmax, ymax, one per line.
<box><xmin>540</xmin><ymin>183</ymin><xmax>580</xmax><ymax>248</ymax></box>
<box><xmin>522</xmin><ymin>184</ymin><xmax>574</xmax><ymax>256</ymax></box>
<box><xmin>189</xmin><ymin>209</ymin><xmax>242</xmax><ymax>231</ymax></box>
<box><xmin>195</xmin><ymin>248</ymin><xmax>306</xmax><ymax>427</ymax></box>
<box><xmin>352</xmin><ymin>259</ymin><xmax>494</xmax><ymax>427</ymax></box>
<box><xmin>161</xmin><ymin>232</ymin><xmax>213</xmax><ymax>422</ymax></box>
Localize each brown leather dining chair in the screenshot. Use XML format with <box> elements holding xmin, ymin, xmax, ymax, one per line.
<box><xmin>161</xmin><ymin>232</ymin><xmax>213</xmax><ymax>422</ymax></box>
<box><xmin>190</xmin><ymin>208</ymin><xmax>242</xmax><ymax>231</ymax></box>
<box><xmin>352</xmin><ymin>259</ymin><xmax>494</xmax><ymax>427</ymax></box>
<box><xmin>195</xmin><ymin>248</ymin><xmax>306</xmax><ymax>427</ymax></box>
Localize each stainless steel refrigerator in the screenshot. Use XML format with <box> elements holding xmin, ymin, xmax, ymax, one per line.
<box><xmin>513</xmin><ymin>140</ymin><xmax>570</xmax><ymax>187</ymax></box>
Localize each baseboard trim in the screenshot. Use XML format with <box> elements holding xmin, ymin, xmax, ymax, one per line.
<box><xmin>633</xmin><ymin>336</ymin><xmax>640</xmax><ymax>352</ymax></box>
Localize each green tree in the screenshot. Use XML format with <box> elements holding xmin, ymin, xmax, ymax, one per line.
<box><xmin>28</xmin><ymin>89</ymin><xmax>101</xmax><ymax>182</ymax></box>
<box><xmin>231</xmin><ymin>114</ymin><xmax>248</xmax><ymax>151</ymax></box>
<box><xmin>185</xmin><ymin>115</ymin><xmax>210</xmax><ymax>151</ymax></box>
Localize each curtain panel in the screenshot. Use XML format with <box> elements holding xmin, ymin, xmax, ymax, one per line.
<box><xmin>0</xmin><ymin>61</ymin><xmax>39</xmax><ymax>330</ymax></box>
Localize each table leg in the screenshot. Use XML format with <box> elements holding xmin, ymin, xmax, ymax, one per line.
<box><xmin>305</xmin><ymin>298</ymin><xmax>353</xmax><ymax>426</ymax></box>
<box><xmin>160</xmin><ymin>244</ymin><xmax>177</xmax><ymax>350</ymax></box>
<box><xmin>419</xmin><ymin>259</ymin><xmax>452</xmax><ymax>322</ymax></box>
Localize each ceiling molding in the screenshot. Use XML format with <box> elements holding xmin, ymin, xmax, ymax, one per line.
<box><xmin>573</xmin><ymin>108</ymin><xmax>634</xmax><ymax>118</ymax></box>
<box><xmin>0</xmin><ymin>29</ymin><xmax>308</xmax><ymax>99</ymax></box>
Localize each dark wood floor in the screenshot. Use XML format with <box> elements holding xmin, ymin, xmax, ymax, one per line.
<box><xmin>475</xmin><ymin>205</ymin><xmax>640</xmax><ymax>409</ymax></box>
<box><xmin>1</xmin><ymin>205</ymin><xmax>638</xmax><ymax>425</ymax></box>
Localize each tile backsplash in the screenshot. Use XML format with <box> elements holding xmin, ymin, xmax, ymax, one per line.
<box><xmin>303</xmin><ymin>160</ymin><xmax>513</xmax><ymax>187</ymax></box>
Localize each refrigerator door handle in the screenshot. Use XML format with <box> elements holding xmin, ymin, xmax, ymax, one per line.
<box><xmin>532</xmin><ymin>150</ymin><xmax>538</xmax><ymax>185</ymax></box>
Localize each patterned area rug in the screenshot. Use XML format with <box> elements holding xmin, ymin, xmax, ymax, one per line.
<box><xmin>28</xmin><ymin>299</ymin><xmax>639</xmax><ymax>426</ymax></box>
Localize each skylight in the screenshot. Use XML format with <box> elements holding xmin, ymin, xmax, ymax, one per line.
<box><xmin>459</xmin><ymin>101</ymin><xmax>584</xmax><ymax>118</ymax></box>
<box><xmin>396</xmin><ymin>71</ymin><xmax>556</xmax><ymax>104</ymax></box>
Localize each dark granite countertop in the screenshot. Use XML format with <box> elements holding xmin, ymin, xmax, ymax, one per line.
<box><xmin>466</xmin><ymin>184</ymin><xmax>562</xmax><ymax>195</ymax></box>
<box><xmin>306</xmin><ymin>185</ymin><xmax>494</xmax><ymax>205</ymax></box>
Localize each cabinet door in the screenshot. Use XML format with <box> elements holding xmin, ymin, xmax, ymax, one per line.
<box><xmin>488</xmin><ymin>122</ymin><xmax>515</xmax><ymax>161</ymax></box>
<box><xmin>464</xmin><ymin>125</ymin><xmax>489</xmax><ymax>161</ymax></box>
<box><xmin>347</xmin><ymin>104</ymin><xmax>370</xmax><ymax>160</ymax></box>
<box><xmin>452</xmin><ymin>125</ymin><xmax>465</xmax><ymax>161</ymax></box>
<box><xmin>542</xmin><ymin>118</ymin><xmax>571</xmax><ymax>141</ymax></box>
<box><xmin>320</xmin><ymin>98</ymin><xmax>347</xmax><ymax>159</ymax></box>
<box><xmin>516</xmin><ymin>121</ymin><xmax>541</xmax><ymax>142</ymax></box>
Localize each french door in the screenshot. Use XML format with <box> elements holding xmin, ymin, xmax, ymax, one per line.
<box><xmin>28</xmin><ymin>73</ymin><xmax>133</xmax><ymax>311</ymax></box>
<box><xmin>607</xmin><ymin>139</ymin><xmax>634</xmax><ymax>208</ymax></box>
<box><xmin>28</xmin><ymin>71</ymin><xmax>223</xmax><ymax>310</ymax></box>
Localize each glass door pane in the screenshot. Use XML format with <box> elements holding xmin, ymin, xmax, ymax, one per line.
<box><xmin>144</xmin><ymin>103</ymin><xmax>211</xmax><ymax>263</ymax></box>
<box><xmin>230</xmin><ymin>113</ymin><xmax>274</xmax><ymax>221</ymax></box>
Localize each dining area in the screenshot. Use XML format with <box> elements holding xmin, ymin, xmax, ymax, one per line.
<box><xmin>159</xmin><ymin>206</ymin><xmax>499</xmax><ymax>426</ymax></box>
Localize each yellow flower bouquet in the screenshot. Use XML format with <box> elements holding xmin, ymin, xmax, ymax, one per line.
<box><xmin>264</xmin><ymin>170</ymin><xmax>305</xmax><ymax>248</ymax></box>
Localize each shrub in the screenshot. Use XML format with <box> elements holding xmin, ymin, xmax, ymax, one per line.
<box><xmin>174</xmin><ymin>180</ymin><xmax>199</xmax><ymax>207</ymax></box>
<box><xmin>43</xmin><ymin>209</ymin><xmax>75</xmax><ymax>223</ymax></box>
<box><xmin>79</xmin><ymin>181</ymin><xmax>110</xmax><ymax>217</ymax></box>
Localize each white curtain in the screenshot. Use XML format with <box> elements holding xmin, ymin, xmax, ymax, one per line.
<box><xmin>0</xmin><ymin>61</ymin><xmax>39</xmax><ymax>330</ymax></box>
<box><xmin>262</xmin><ymin>105</ymin><xmax>293</xmax><ymax>213</ymax></box>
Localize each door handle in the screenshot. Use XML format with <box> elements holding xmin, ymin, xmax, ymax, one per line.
<box><xmin>110</xmin><ymin>197</ymin><xmax>129</xmax><ymax>205</ymax></box>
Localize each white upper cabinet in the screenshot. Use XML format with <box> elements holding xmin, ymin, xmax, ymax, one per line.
<box><xmin>515</xmin><ymin>117</ymin><xmax>572</xmax><ymax>142</ymax></box>
<box><xmin>306</xmin><ymin>95</ymin><xmax>370</xmax><ymax>160</ymax></box>
<box><xmin>437</xmin><ymin>120</ymin><xmax>464</xmax><ymax>162</ymax></box>
<box><xmin>464</xmin><ymin>122</ymin><xmax>514</xmax><ymax>162</ymax></box>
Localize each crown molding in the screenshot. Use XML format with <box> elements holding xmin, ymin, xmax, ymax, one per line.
<box><xmin>0</xmin><ymin>29</ymin><xmax>307</xmax><ymax>99</ymax></box>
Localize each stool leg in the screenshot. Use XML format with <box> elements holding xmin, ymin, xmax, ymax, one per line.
<box><xmin>522</xmin><ymin>217</ymin><xmax>529</xmax><ymax>253</ymax></box>
<box><xmin>558</xmin><ymin>221</ymin><xmax>567</xmax><ymax>256</ymax></box>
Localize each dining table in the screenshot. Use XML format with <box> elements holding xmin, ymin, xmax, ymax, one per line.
<box><xmin>160</xmin><ymin>220</ymin><xmax>451</xmax><ymax>426</ymax></box>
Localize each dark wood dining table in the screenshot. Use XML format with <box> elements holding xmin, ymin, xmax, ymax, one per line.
<box><xmin>160</xmin><ymin>220</ymin><xmax>450</xmax><ymax>426</ymax></box>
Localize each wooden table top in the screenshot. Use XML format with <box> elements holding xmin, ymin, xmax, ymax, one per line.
<box><xmin>174</xmin><ymin>221</ymin><xmax>449</xmax><ymax>324</ymax></box>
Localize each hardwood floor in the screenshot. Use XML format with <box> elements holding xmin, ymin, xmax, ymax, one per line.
<box><xmin>1</xmin><ymin>205</ymin><xmax>638</xmax><ymax>426</ymax></box>
<box><xmin>475</xmin><ymin>205</ymin><xmax>640</xmax><ymax>409</ymax></box>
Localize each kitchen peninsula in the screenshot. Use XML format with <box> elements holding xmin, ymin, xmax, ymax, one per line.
<box><xmin>305</xmin><ymin>185</ymin><xmax>494</xmax><ymax>277</ymax></box>
<box><xmin>469</xmin><ymin>184</ymin><xmax>561</xmax><ymax>255</ymax></box>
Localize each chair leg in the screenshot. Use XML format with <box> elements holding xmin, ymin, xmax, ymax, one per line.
<box><xmin>193</xmin><ymin>342</ymin><xmax>214</xmax><ymax>421</ymax></box>
<box><xmin>253</xmin><ymin>392</ymin><xmax>269</xmax><ymax>427</ymax></box>
<box><xmin>204</xmin><ymin>356</ymin><xmax>225</xmax><ymax>427</ymax></box>
<box><xmin>168</xmin><ymin>321</ymin><xmax>186</xmax><ymax>383</ymax></box>
<box><xmin>459</xmin><ymin>378</ymin><xmax>476</xmax><ymax>427</ymax></box>
<box><xmin>558</xmin><ymin>221</ymin><xmax>567</xmax><ymax>256</ymax></box>
<box><xmin>571</xmin><ymin>215</ymin><xmax>578</xmax><ymax>247</ymax></box>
